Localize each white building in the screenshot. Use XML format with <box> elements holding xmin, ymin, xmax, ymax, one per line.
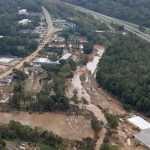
<box><xmin>18</xmin><ymin>19</ymin><xmax>31</xmax><ymax>25</ymax></box>
<box><xmin>33</xmin><ymin>58</ymin><xmax>59</xmax><ymax>65</ymax></box>
<box><xmin>18</xmin><ymin>9</ymin><xmax>28</xmax><ymax>15</ymax></box>
<box><xmin>134</xmin><ymin>128</ymin><xmax>150</xmax><ymax>149</ymax></box>
<box><xmin>0</xmin><ymin>57</ymin><xmax>15</xmax><ymax>64</ymax></box>
<box><xmin>127</xmin><ymin>116</ymin><xmax>150</xmax><ymax>149</ymax></box>
<box><xmin>127</xmin><ymin>116</ymin><xmax>150</xmax><ymax>130</ymax></box>
<box><xmin>59</xmin><ymin>53</ymin><xmax>72</xmax><ymax>60</ymax></box>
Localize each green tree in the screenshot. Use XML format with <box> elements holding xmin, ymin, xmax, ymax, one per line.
<box><xmin>83</xmin><ymin>42</ymin><xmax>94</xmax><ymax>54</ymax></box>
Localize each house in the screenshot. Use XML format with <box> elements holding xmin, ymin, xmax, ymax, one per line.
<box><xmin>0</xmin><ymin>57</ymin><xmax>16</xmax><ymax>64</ymax></box>
<box><xmin>59</xmin><ymin>53</ymin><xmax>72</xmax><ymax>60</ymax></box>
<box><xmin>18</xmin><ymin>9</ymin><xmax>28</xmax><ymax>15</ymax></box>
<box><xmin>18</xmin><ymin>19</ymin><xmax>31</xmax><ymax>25</ymax></box>
<box><xmin>33</xmin><ymin>58</ymin><xmax>59</xmax><ymax>65</ymax></box>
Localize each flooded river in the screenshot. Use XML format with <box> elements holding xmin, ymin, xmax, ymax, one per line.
<box><xmin>0</xmin><ymin>112</ymin><xmax>94</xmax><ymax>140</ymax></box>
<box><xmin>86</xmin><ymin>47</ymin><xmax>105</xmax><ymax>76</ymax></box>
<box><xmin>66</xmin><ymin>69</ymin><xmax>107</xmax><ymax>123</ymax></box>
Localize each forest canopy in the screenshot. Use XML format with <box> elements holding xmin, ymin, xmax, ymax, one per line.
<box><xmin>96</xmin><ymin>34</ymin><xmax>150</xmax><ymax>115</ymax></box>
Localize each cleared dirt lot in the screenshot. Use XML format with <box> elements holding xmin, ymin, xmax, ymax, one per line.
<box><xmin>0</xmin><ymin>112</ymin><xmax>94</xmax><ymax>140</ymax></box>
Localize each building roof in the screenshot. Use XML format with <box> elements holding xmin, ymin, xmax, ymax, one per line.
<box><xmin>0</xmin><ymin>78</ymin><xmax>12</xmax><ymax>84</ymax></box>
<box><xmin>33</xmin><ymin>58</ymin><xmax>59</xmax><ymax>64</ymax></box>
<box><xmin>18</xmin><ymin>9</ymin><xmax>27</xmax><ymax>15</ymax></box>
<box><xmin>18</xmin><ymin>19</ymin><xmax>31</xmax><ymax>25</ymax></box>
<box><xmin>0</xmin><ymin>57</ymin><xmax>15</xmax><ymax>64</ymax></box>
<box><xmin>127</xmin><ymin>116</ymin><xmax>150</xmax><ymax>130</ymax></box>
<box><xmin>60</xmin><ymin>53</ymin><xmax>72</xmax><ymax>60</ymax></box>
<box><xmin>134</xmin><ymin>128</ymin><xmax>150</xmax><ymax>149</ymax></box>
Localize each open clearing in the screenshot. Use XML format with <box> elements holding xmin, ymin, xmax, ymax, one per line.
<box><xmin>0</xmin><ymin>112</ymin><xmax>94</xmax><ymax>140</ymax></box>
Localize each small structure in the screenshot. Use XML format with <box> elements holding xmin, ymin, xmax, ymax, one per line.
<box><xmin>0</xmin><ymin>57</ymin><xmax>15</xmax><ymax>64</ymax></box>
<box><xmin>50</xmin><ymin>37</ymin><xmax>65</xmax><ymax>43</ymax></box>
<box><xmin>0</xmin><ymin>78</ymin><xmax>12</xmax><ymax>85</ymax></box>
<box><xmin>18</xmin><ymin>19</ymin><xmax>31</xmax><ymax>25</ymax></box>
<box><xmin>59</xmin><ymin>53</ymin><xmax>72</xmax><ymax>60</ymax></box>
<box><xmin>127</xmin><ymin>116</ymin><xmax>150</xmax><ymax>130</ymax></box>
<box><xmin>53</xmin><ymin>19</ymin><xmax>76</xmax><ymax>29</ymax></box>
<box><xmin>33</xmin><ymin>58</ymin><xmax>59</xmax><ymax>65</ymax></box>
<box><xmin>134</xmin><ymin>128</ymin><xmax>150</xmax><ymax>149</ymax></box>
<box><xmin>18</xmin><ymin>9</ymin><xmax>28</xmax><ymax>15</ymax></box>
<box><xmin>48</xmin><ymin>43</ymin><xmax>65</xmax><ymax>48</ymax></box>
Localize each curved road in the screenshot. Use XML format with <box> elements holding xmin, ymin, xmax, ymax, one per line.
<box><xmin>0</xmin><ymin>7</ymin><xmax>59</xmax><ymax>78</ymax></box>
<box><xmin>57</xmin><ymin>0</ymin><xmax>150</xmax><ymax>43</ymax></box>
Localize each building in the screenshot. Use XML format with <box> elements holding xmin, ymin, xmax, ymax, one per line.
<box><xmin>0</xmin><ymin>78</ymin><xmax>12</xmax><ymax>85</ymax></box>
<box><xmin>18</xmin><ymin>9</ymin><xmax>28</xmax><ymax>15</ymax></box>
<box><xmin>53</xmin><ymin>19</ymin><xmax>76</xmax><ymax>29</ymax></box>
<box><xmin>134</xmin><ymin>128</ymin><xmax>150</xmax><ymax>149</ymax></box>
<box><xmin>59</xmin><ymin>53</ymin><xmax>72</xmax><ymax>60</ymax></box>
<box><xmin>50</xmin><ymin>37</ymin><xmax>65</xmax><ymax>43</ymax></box>
<box><xmin>33</xmin><ymin>58</ymin><xmax>59</xmax><ymax>65</ymax></box>
<box><xmin>127</xmin><ymin>116</ymin><xmax>150</xmax><ymax>130</ymax></box>
<box><xmin>0</xmin><ymin>57</ymin><xmax>15</xmax><ymax>64</ymax></box>
<box><xmin>127</xmin><ymin>116</ymin><xmax>150</xmax><ymax>149</ymax></box>
<box><xmin>18</xmin><ymin>19</ymin><xmax>31</xmax><ymax>25</ymax></box>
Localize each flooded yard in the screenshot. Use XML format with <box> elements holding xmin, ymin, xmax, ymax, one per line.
<box><xmin>0</xmin><ymin>112</ymin><xmax>94</xmax><ymax>140</ymax></box>
<box><xmin>66</xmin><ymin>68</ymin><xmax>106</xmax><ymax>123</ymax></box>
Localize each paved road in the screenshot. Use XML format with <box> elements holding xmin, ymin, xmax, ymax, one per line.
<box><xmin>58</xmin><ymin>1</ymin><xmax>150</xmax><ymax>43</ymax></box>
<box><xmin>42</xmin><ymin>7</ymin><xmax>55</xmax><ymax>35</ymax></box>
<box><xmin>0</xmin><ymin>7</ymin><xmax>59</xmax><ymax>78</ymax></box>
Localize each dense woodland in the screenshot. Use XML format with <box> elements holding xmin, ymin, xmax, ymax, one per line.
<box><xmin>0</xmin><ymin>0</ymin><xmax>41</xmax><ymax>57</ymax></box>
<box><xmin>61</xmin><ymin>0</ymin><xmax>150</xmax><ymax>28</ymax></box>
<box><xmin>96</xmin><ymin>34</ymin><xmax>150</xmax><ymax>115</ymax></box>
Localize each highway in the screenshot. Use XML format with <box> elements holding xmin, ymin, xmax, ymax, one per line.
<box><xmin>0</xmin><ymin>7</ymin><xmax>59</xmax><ymax>78</ymax></box>
<box><xmin>58</xmin><ymin>1</ymin><xmax>150</xmax><ymax>43</ymax></box>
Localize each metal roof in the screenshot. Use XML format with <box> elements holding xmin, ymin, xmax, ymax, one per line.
<box><xmin>0</xmin><ymin>57</ymin><xmax>15</xmax><ymax>64</ymax></box>
<box><xmin>134</xmin><ymin>128</ymin><xmax>150</xmax><ymax>149</ymax></box>
<box><xmin>33</xmin><ymin>58</ymin><xmax>59</xmax><ymax>64</ymax></box>
<box><xmin>127</xmin><ymin>116</ymin><xmax>150</xmax><ymax>130</ymax></box>
<box><xmin>60</xmin><ymin>53</ymin><xmax>72</xmax><ymax>60</ymax></box>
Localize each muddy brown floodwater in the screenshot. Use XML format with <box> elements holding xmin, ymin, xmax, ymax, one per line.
<box><xmin>0</xmin><ymin>112</ymin><xmax>94</xmax><ymax>140</ymax></box>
